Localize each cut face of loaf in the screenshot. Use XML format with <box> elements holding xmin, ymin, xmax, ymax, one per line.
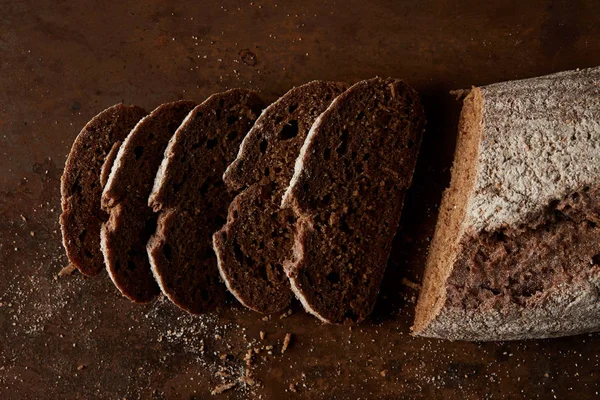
<box><xmin>101</xmin><ymin>100</ymin><xmax>197</xmax><ymax>303</ymax></box>
<box><xmin>148</xmin><ymin>89</ymin><xmax>264</xmax><ymax>315</ymax></box>
<box><xmin>213</xmin><ymin>81</ymin><xmax>348</xmax><ymax>314</ymax></box>
<box><xmin>413</xmin><ymin>67</ymin><xmax>600</xmax><ymax>341</ymax></box>
<box><xmin>282</xmin><ymin>77</ymin><xmax>426</xmax><ymax>324</ymax></box>
<box><xmin>60</xmin><ymin>104</ymin><xmax>147</xmax><ymax>277</ymax></box>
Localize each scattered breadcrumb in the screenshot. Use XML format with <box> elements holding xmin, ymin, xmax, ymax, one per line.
<box><xmin>244</xmin><ymin>349</ymin><xmax>254</xmax><ymax>367</ymax></box>
<box><xmin>211</xmin><ymin>381</ymin><xmax>236</xmax><ymax>395</ymax></box>
<box><xmin>239</xmin><ymin>373</ymin><xmax>256</xmax><ymax>387</ymax></box>
<box><xmin>380</xmin><ymin>369</ymin><xmax>388</xmax><ymax>377</ymax></box>
<box><xmin>401</xmin><ymin>277</ymin><xmax>421</xmax><ymax>291</ymax></box>
<box><xmin>289</xmin><ymin>383</ymin><xmax>298</xmax><ymax>392</ymax></box>
<box><xmin>280</xmin><ymin>309</ymin><xmax>292</xmax><ymax>319</ymax></box>
<box><xmin>58</xmin><ymin>263</ymin><xmax>77</xmax><ymax>277</ymax></box>
<box><xmin>261</xmin><ymin>315</ymin><xmax>271</xmax><ymax>321</ymax></box>
<box><xmin>77</xmin><ymin>364</ymin><xmax>85</xmax><ymax>371</ymax></box>
<box><xmin>259</xmin><ymin>331</ymin><xmax>265</xmax><ymax>340</ymax></box>
<box><xmin>281</xmin><ymin>333</ymin><xmax>292</xmax><ymax>354</ymax></box>
<box><xmin>215</xmin><ymin>370</ymin><xmax>230</xmax><ymax>378</ymax></box>
<box><xmin>29</xmin><ymin>231</ymin><xmax>35</xmax><ymax>237</ymax></box>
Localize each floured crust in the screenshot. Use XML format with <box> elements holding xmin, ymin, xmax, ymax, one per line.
<box><xmin>214</xmin><ymin>81</ymin><xmax>348</xmax><ymax>314</ymax></box>
<box><xmin>467</xmin><ymin>67</ymin><xmax>600</xmax><ymax>232</ymax></box>
<box><xmin>414</xmin><ymin>66</ymin><xmax>600</xmax><ymax>341</ymax></box>
<box><xmin>147</xmin><ymin>89</ymin><xmax>264</xmax><ymax>314</ymax></box>
<box><xmin>60</xmin><ymin>103</ymin><xmax>147</xmax><ymax>277</ymax></box>
<box><xmin>282</xmin><ymin>77</ymin><xmax>426</xmax><ymax>324</ymax></box>
<box><xmin>101</xmin><ymin>100</ymin><xmax>196</xmax><ymax>303</ymax></box>
<box><xmin>423</xmin><ymin>276</ymin><xmax>600</xmax><ymax>341</ymax></box>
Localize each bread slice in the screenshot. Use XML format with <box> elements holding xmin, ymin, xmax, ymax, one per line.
<box><xmin>281</xmin><ymin>77</ymin><xmax>426</xmax><ymax>324</ymax></box>
<box><xmin>60</xmin><ymin>104</ymin><xmax>147</xmax><ymax>276</ymax></box>
<box><xmin>413</xmin><ymin>67</ymin><xmax>600</xmax><ymax>341</ymax></box>
<box><xmin>213</xmin><ymin>81</ymin><xmax>348</xmax><ymax>314</ymax></box>
<box><xmin>101</xmin><ymin>100</ymin><xmax>196</xmax><ymax>303</ymax></box>
<box><xmin>148</xmin><ymin>89</ymin><xmax>264</xmax><ymax>314</ymax></box>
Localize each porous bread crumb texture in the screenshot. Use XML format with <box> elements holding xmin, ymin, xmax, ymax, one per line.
<box><xmin>282</xmin><ymin>77</ymin><xmax>426</xmax><ymax>324</ymax></box>
<box><xmin>101</xmin><ymin>100</ymin><xmax>196</xmax><ymax>303</ymax></box>
<box><xmin>60</xmin><ymin>104</ymin><xmax>147</xmax><ymax>277</ymax></box>
<box><xmin>147</xmin><ymin>89</ymin><xmax>264</xmax><ymax>315</ymax></box>
<box><xmin>415</xmin><ymin>67</ymin><xmax>600</xmax><ymax>340</ymax></box>
<box><xmin>214</xmin><ymin>81</ymin><xmax>348</xmax><ymax>314</ymax></box>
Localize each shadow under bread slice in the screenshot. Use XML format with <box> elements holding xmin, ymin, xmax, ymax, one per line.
<box><xmin>281</xmin><ymin>77</ymin><xmax>426</xmax><ymax>324</ymax></box>
<box><xmin>213</xmin><ymin>81</ymin><xmax>348</xmax><ymax>314</ymax></box>
<box><xmin>148</xmin><ymin>89</ymin><xmax>264</xmax><ymax>314</ymax></box>
<box><xmin>101</xmin><ymin>100</ymin><xmax>197</xmax><ymax>303</ymax></box>
<box><xmin>60</xmin><ymin>103</ymin><xmax>147</xmax><ymax>277</ymax></box>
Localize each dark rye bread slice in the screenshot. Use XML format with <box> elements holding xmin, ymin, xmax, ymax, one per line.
<box><xmin>60</xmin><ymin>104</ymin><xmax>147</xmax><ymax>276</ymax></box>
<box><xmin>101</xmin><ymin>100</ymin><xmax>196</xmax><ymax>303</ymax></box>
<box><xmin>213</xmin><ymin>81</ymin><xmax>348</xmax><ymax>314</ymax></box>
<box><xmin>148</xmin><ymin>89</ymin><xmax>264</xmax><ymax>314</ymax></box>
<box><xmin>281</xmin><ymin>77</ymin><xmax>426</xmax><ymax>324</ymax></box>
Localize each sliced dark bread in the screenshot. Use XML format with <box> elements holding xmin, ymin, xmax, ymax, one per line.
<box><xmin>60</xmin><ymin>104</ymin><xmax>147</xmax><ymax>276</ymax></box>
<box><xmin>281</xmin><ymin>77</ymin><xmax>426</xmax><ymax>324</ymax></box>
<box><xmin>101</xmin><ymin>100</ymin><xmax>196</xmax><ymax>303</ymax></box>
<box><xmin>213</xmin><ymin>81</ymin><xmax>348</xmax><ymax>314</ymax></box>
<box><xmin>148</xmin><ymin>89</ymin><xmax>264</xmax><ymax>314</ymax></box>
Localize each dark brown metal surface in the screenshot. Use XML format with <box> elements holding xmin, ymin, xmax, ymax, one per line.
<box><xmin>2</xmin><ymin>1</ymin><xmax>600</xmax><ymax>398</ymax></box>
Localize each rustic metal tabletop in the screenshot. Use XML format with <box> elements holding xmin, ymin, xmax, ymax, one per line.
<box><xmin>2</xmin><ymin>0</ymin><xmax>600</xmax><ymax>398</ymax></box>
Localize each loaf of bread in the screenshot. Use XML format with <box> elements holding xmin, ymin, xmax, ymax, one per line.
<box><xmin>413</xmin><ymin>67</ymin><xmax>600</xmax><ymax>341</ymax></box>
<box><xmin>282</xmin><ymin>78</ymin><xmax>426</xmax><ymax>324</ymax></box>
<box><xmin>213</xmin><ymin>81</ymin><xmax>348</xmax><ymax>314</ymax></box>
<box><xmin>60</xmin><ymin>104</ymin><xmax>147</xmax><ymax>276</ymax></box>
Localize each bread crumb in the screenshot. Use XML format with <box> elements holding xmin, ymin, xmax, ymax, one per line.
<box><xmin>29</xmin><ymin>231</ymin><xmax>35</xmax><ymax>237</ymax></box>
<box><xmin>239</xmin><ymin>373</ymin><xmax>256</xmax><ymax>387</ymax></box>
<box><xmin>244</xmin><ymin>349</ymin><xmax>254</xmax><ymax>367</ymax></box>
<box><xmin>211</xmin><ymin>381</ymin><xmax>236</xmax><ymax>395</ymax></box>
<box><xmin>280</xmin><ymin>309</ymin><xmax>292</xmax><ymax>319</ymax></box>
<box><xmin>261</xmin><ymin>315</ymin><xmax>271</xmax><ymax>321</ymax></box>
<box><xmin>401</xmin><ymin>277</ymin><xmax>421</xmax><ymax>291</ymax></box>
<box><xmin>380</xmin><ymin>369</ymin><xmax>388</xmax><ymax>377</ymax></box>
<box><xmin>215</xmin><ymin>370</ymin><xmax>230</xmax><ymax>378</ymax></box>
<box><xmin>77</xmin><ymin>364</ymin><xmax>85</xmax><ymax>371</ymax></box>
<box><xmin>289</xmin><ymin>383</ymin><xmax>298</xmax><ymax>392</ymax></box>
<box><xmin>58</xmin><ymin>263</ymin><xmax>77</xmax><ymax>277</ymax></box>
<box><xmin>281</xmin><ymin>333</ymin><xmax>292</xmax><ymax>354</ymax></box>
<box><xmin>259</xmin><ymin>331</ymin><xmax>265</xmax><ymax>340</ymax></box>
